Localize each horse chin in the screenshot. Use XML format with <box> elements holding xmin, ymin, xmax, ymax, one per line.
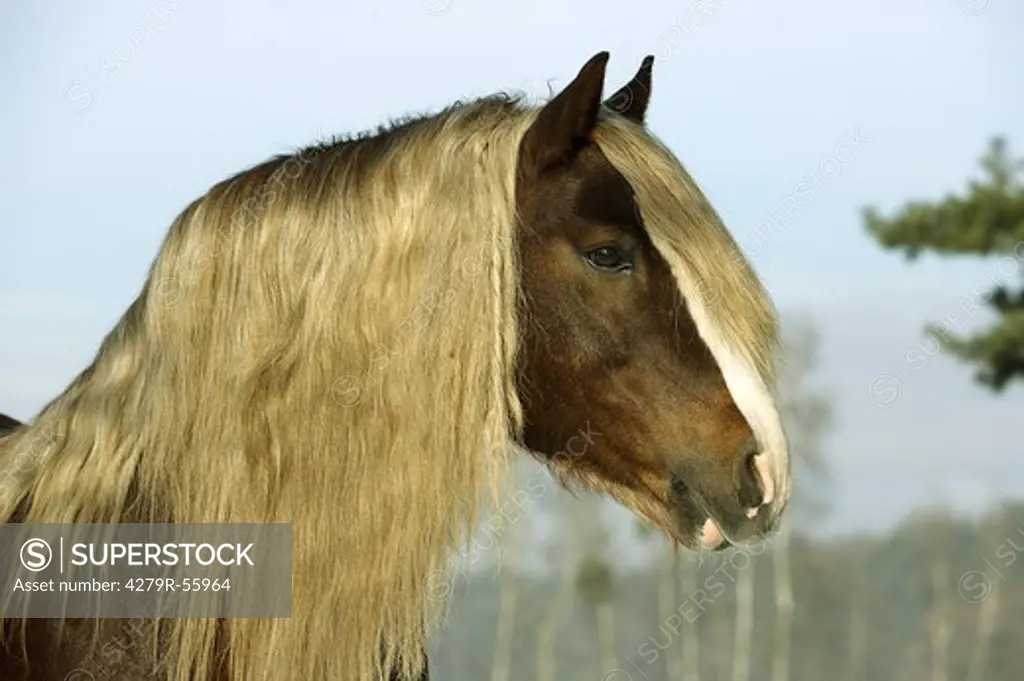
<box><xmin>667</xmin><ymin>506</ymin><xmax>732</xmax><ymax>552</ymax></box>
<box><xmin>557</xmin><ymin>466</ymin><xmax>732</xmax><ymax>552</ymax></box>
<box><xmin>658</xmin><ymin>488</ymin><xmax>731</xmax><ymax>551</ymax></box>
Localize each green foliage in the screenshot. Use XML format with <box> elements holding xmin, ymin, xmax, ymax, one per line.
<box><xmin>863</xmin><ymin>137</ymin><xmax>1024</xmax><ymax>390</ymax></box>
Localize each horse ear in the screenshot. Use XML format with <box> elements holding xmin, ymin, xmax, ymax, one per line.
<box><xmin>603</xmin><ymin>55</ymin><xmax>654</xmax><ymax>124</ymax></box>
<box><xmin>519</xmin><ymin>51</ymin><xmax>610</xmax><ymax>179</ymax></box>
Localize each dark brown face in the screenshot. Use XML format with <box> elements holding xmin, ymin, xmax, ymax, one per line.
<box><xmin>514</xmin><ymin>53</ymin><xmax>780</xmax><ymax>549</ymax></box>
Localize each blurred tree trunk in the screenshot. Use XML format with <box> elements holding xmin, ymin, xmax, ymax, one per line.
<box><xmin>597</xmin><ymin>600</ymin><xmax>618</xmax><ymax>675</ymax></box>
<box><xmin>731</xmin><ymin>557</ymin><xmax>755</xmax><ymax>681</ymax></box>
<box><xmin>659</xmin><ymin>550</ymin><xmax>681</xmax><ymax>680</ymax></box>
<box><xmin>679</xmin><ymin>553</ymin><xmax>702</xmax><ymax>681</ymax></box>
<box><xmin>488</xmin><ymin>469</ymin><xmax>531</xmax><ymax>681</ymax></box>
<box><xmin>575</xmin><ymin>495</ymin><xmax>616</xmax><ymax>680</ymax></box>
<box><xmin>771</xmin><ymin>529</ymin><xmax>794</xmax><ymax>681</ymax></box>
<box><xmin>966</xmin><ymin>568</ymin><xmax>1000</xmax><ymax>681</ymax></box>
<box><xmin>966</xmin><ymin>507</ymin><xmax>1006</xmax><ymax>681</ymax></box>
<box><xmin>928</xmin><ymin>519</ymin><xmax>952</xmax><ymax>681</ymax></box>
<box><xmin>536</xmin><ymin>557</ymin><xmax>574</xmax><ymax>681</ymax></box>
<box><xmin>770</xmin><ymin>316</ymin><xmax>833</xmax><ymax>681</ymax></box>
<box><xmin>846</xmin><ymin>547</ymin><xmax>867</xmax><ymax>681</ymax></box>
<box><xmin>489</xmin><ymin>567</ymin><xmax>519</xmax><ymax>681</ymax></box>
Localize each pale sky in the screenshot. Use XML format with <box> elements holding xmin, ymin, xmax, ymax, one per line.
<box><xmin>1</xmin><ymin>0</ymin><xmax>1022</xmax><ymax>536</ymax></box>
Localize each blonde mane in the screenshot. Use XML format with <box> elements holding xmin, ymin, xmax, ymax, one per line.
<box><xmin>594</xmin><ymin>115</ymin><xmax>789</xmax><ymax>513</ymax></box>
<box><xmin>1</xmin><ymin>97</ymin><xmax>531</xmax><ymax>681</ymax></box>
<box><xmin>593</xmin><ymin>115</ymin><xmax>779</xmax><ymax>378</ymax></box>
<box><xmin>0</xmin><ymin>97</ymin><xmax>783</xmax><ymax>681</ymax></box>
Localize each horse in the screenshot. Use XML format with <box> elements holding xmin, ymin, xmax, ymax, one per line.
<box><xmin>0</xmin><ymin>414</ymin><xmax>18</xmax><ymax>435</ymax></box>
<box><xmin>0</xmin><ymin>51</ymin><xmax>790</xmax><ymax>680</ymax></box>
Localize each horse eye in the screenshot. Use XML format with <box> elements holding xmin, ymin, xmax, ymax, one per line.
<box><xmin>586</xmin><ymin>246</ymin><xmax>632</xmax><ymax>272</ymax></box>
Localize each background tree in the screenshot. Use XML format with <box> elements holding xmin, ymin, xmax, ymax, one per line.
<box><xmin>678</xmin><ymin>552</ymin><xmax>703</xmax><ymax>681</ymax></box>
<box><xmin>536</xmin><ymin>485</ymin><xmax>597</xmax><ymax>681</ymax></box>
<box><xmin>576</xmin><ymin>542</ymin><xmax>617</xmax><ymax>677</ymax></box>
<box><xmin>487</xmin><ymin>463</ymin><xmax>529</xmax><ymax>681</ymax></box>
<box><xmin>775</xmin><ymin>315</ymin><xmax>834</xmax><ymax>519</ymax></box>
<box><xmin>863</xmin><ymin>137</ymin><xmax>1024</xmax><ymax>390</ymax></box>
<box><xmin>731</xmin><ymin>553</ymin><xmax>756</xmax><ymax>681</ymax></box>
<box><xmin>966</xmin><ymin>501</ymin><xmax>1011</xmax><ymax>681</ymax></box>
<box><xmin>926</xmin><ymin>508</ymin><xmax>954</xmax><ymax>681</ymax></box>
<box><xmin>772</xmin><ymin>314</ymin><xmax>833</xmax><ymax>681</ymax></box>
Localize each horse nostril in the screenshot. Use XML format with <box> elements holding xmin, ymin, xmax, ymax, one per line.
<box><xmin>738</xmin><ymin>438</ymin><xmax>763</xmax><ymax>509</ymax></box>
<box><xmin>670</xmin><ymin>474</ymin><xmax>690</xmax><ymax>497</ymax></box>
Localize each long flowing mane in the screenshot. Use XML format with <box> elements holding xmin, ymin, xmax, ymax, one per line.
<box><xmin>0</xmin><ymin>95</ymin><xmax>781</xmax><ymax>680</ymax></box>
<box><xmin>1</xmin><ymin>96</ymin><xmax>530</xmax><ymax>680</ymax></box>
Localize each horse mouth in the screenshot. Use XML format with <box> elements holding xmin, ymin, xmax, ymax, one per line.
<box><xmin>698</xmin><ymin>516</ymin><xmax>731</xmax><ymax>551</ymax></box>
<box><xmin>669</xmin><ymin>475</ymin><xmax>732</xmax><ymax>551</ymax></box>
<box><xmin>690</xmin><ymin>500</ymin><xmax>732</xmax><ymax>551</ymax></box>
